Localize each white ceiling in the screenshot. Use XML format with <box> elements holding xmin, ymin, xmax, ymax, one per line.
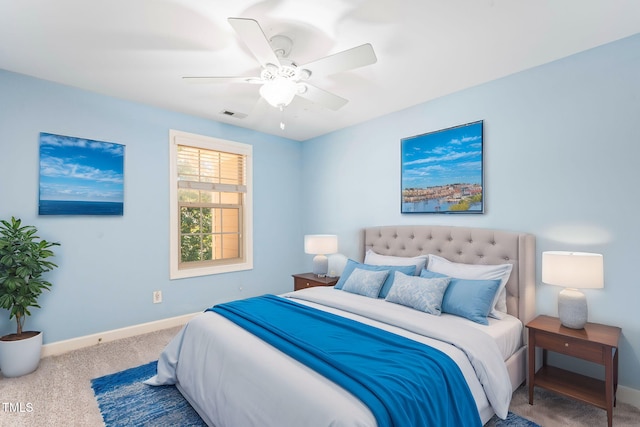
<box><xmin>1</xmin><ymin>1</ymin><xmax>639</xmax><ymax>141</ymax></box>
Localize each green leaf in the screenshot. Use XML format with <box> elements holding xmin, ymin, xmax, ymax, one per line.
<box><xmin>0</xmin><ymin>217</ymin><xmax>60</xmax><ymax>334</ymax></box>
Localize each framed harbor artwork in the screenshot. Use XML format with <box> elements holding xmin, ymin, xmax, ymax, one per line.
<box><xmin>401</xmin><ymin>121</ymin><xmax>484</xmax><ymax>214</ymax></box>
<box><xmin>39</xmin><ymin>132</ymin><xmax>125</xmax><ymax>215</ymax></box>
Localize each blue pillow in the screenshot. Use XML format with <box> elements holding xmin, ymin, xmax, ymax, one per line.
<box><xmin>335</xmin><ymin>259</ymin><xmax>416</xmax><ymax>298</ymax></box>
<box><xmin>385</xmin><ymin>271</ymin><xmax>451</xmax><ymax>315</ymax></box>
<box><xmin>419</xmin><ymin>269</ymin><xmax>448</xmax><ymax>279</ymax></box>
<box><xmin>420</xmin><ymin>269</ymin><xmax>500</xmax><ymax>325</ymax></box>
<box><xmin>341</xmin><ymin>268</ymin><xmax>389</xmax><ymax>298</ymax></box>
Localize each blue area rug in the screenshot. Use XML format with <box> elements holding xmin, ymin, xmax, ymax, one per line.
<box><xmin>490</xmin><ymin>411</ymin><xmax>541</xmax><ymax>427</ymax></box>
<box><xmin>92</xmin><ymin>361</ymin><xmax>540</xmax><ymax>427</ymax></box>
<box><xmin>91</xmin><ymin>361</ymin><xmax>206</xmax><ymax>427</ymax></box>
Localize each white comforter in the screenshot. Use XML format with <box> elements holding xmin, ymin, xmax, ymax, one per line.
<box><xmin>146</xmin><ymin>287</ymin><xmax>513</xmax><ymax>426</ymax></box>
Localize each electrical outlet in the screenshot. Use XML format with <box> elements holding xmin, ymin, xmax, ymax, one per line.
<box><xmin>153</xmin><ymin>290</ymin><xmax>162</xmax><ymax>304</ymax></box>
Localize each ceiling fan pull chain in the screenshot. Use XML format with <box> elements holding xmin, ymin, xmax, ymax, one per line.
<box><xmin>279</xmin><ymin>105</ymin><xmax>286</xmax><ymax>130</ymax></box>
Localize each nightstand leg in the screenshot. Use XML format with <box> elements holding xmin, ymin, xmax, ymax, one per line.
<box><xmin>528</xmin><ymin>331</ymin><xmax>535</xmax><ymax>405</ymax></box>
<box><xmin>605</xmin><ymin>347</ymin><xmax>614</xmax><ymax>427</ymax></box>
<box><xmin>614</xmin><ymin>347</ymin><xmax>619</xmax><ymax>407</ymax></box>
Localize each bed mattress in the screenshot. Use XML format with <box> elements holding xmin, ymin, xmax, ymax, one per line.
<box><xmin>441</xmin><ymin>311</ymin><xmax>523</xmax><ymax>361</ymax></box>
<box><xmin>146</xmin><ymin>287</ymin><xmax>518</xmax><ymax>426</ymax></box>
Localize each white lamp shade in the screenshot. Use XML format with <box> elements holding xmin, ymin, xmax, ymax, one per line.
<box><xmin>542</xmin><ymin>251</ymin><xmax>604</xmax><ymax>289</ymax></box>
<box><xmin>304</xmin><ymin>235</ymin><xmax>338</xmax><ymax>255</ymax></box>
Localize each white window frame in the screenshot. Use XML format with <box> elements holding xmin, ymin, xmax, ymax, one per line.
<box><xmin>169</xmin><ymin>130</ymin><xmax>253</xmax><ymax>279</ymax></box>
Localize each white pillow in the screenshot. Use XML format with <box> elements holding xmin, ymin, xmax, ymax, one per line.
<box><xmin>364</xmin><ymin>249</ymin><xmax>428</xmax><ymax>275</ymax></box>
<box><xmin>426</xmin><ymin>254</ymin><xmax>513</xmax><ymax>319</ymax></box>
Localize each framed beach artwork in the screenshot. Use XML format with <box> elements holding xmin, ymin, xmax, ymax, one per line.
<box><xmin>39</xmin><ymin>132</ymin><xmax>125</xmax><ymax>215</ymax></box>
<box><xmin>401</xmin><ymin>120</ymin><xmax>484</xmax><ymax>214</ymax></box>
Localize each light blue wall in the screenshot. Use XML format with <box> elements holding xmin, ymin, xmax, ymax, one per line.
<box><xmin>2</xmin><ymin>32</ymin><xmax>639</xmax><ymax>391</ymax></box>
<box><xmin>302</xmin><ymin>34</ymin><xmax>640</xmax><ymax>391</ymax></box>
<box><xmin>0</xmin><ymin>70</ymin><xmax>304</xmax><ymax>343</ymax></box>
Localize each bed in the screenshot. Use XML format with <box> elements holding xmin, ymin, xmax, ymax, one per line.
<box><xmin>146</xmin><ymin>225</ymin><xmax>536</xmax><ymax>426</ymax></box>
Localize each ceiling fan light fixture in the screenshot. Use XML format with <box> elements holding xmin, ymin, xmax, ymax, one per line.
<box><xmin>259</xmin><ymin>77</ymin><xmax>298</xmax><ymax>108</ymax></box>
<box><xmin>184</xmin><ymin>18</ymin><xmax>378</xmax><ymax>115</ymax></box>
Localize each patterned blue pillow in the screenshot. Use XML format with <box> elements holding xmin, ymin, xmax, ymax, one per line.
<box><xmin>341</xmin><ymin>268</ymin><xmax>389</xmax><ymax>298</ymax></box>
<box><xmin>335</xmin><ymin>259</ymin><xmax>416</xmax><ymax>298</ymax></box>
<box><xmin>385</xmin><ymin>271</ymin><xmax>451</xmax><ymax>315</ymax></box>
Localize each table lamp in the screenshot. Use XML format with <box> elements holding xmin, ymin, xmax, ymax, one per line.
<box><xmin>541</xmin><ymin>251</ymin><xmax>604</xmax><ymax>329</ymax></box>
<box><xmin>304</xmin><ymin>235</ymin><xmax>338</xmax><ymax>277</ymax></box>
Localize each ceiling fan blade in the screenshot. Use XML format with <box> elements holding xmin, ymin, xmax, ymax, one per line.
<box><xmin>182</xmin><ymin>76</ymin><xmax>262</xmax><ymax>84</ymax></box>
<box><xmin>301</xmin><ymin>43</ymin><xmax>377</xmax><ymax>77</ymax></box>
<box><xmin>298</xmin><ymin>84</ymin><xmax>349</xmax><ymax>111</ymax></box>
<box><xmin>228</xmin><ymin>17</ymin><xmax>281</xmax><ymax>68</ymax></box>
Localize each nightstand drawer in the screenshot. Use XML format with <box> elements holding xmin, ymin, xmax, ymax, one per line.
<box><xmin>535</xmin><ymin>331</ymin><xmax>605</xmax><ymax>364</ymax></box>
<box><xmin>292</xmin><ymin>273</ymin><xmax>339</xmax><ymax>291</ymax></box>
<box><xmin>294</xmin><ymin>277</ymin><xmax>317</xmax><ymax>290</ymax></box>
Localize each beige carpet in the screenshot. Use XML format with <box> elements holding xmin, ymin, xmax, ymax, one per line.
<box><xmin>1</xmin><ymin>326</ymin><xmax>639</xmax><ymax>427</ymax></box>
<box><xmin>0</xmin><ymin>327</ymin><xmax>181</xmax><ymax>427</ymax></box>
<box><xmin>507</xmin><ymin>386</ymin><xmax>640</xmax><ymax>427</ymax></box>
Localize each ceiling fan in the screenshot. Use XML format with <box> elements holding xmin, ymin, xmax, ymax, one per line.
<box><xmin>183</xmin><ymin>17</ymin><xmax>377</xmax><ymax>112</ymax></box>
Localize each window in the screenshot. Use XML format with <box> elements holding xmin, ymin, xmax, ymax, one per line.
<box><xmin>169</xmin><ymin>130</ymin><xmax>253</xmax><ymax>279</ymax></box>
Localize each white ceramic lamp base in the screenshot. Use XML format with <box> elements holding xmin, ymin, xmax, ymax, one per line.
<box><xmin>558</xmin><ymin>288</ymin><xmax>588</xmax><ymax>329</ymax></box>
<box><xmin>312</xmin><ymin>254</ymin><xmax>328</xmax><ymax>277</ymax></box>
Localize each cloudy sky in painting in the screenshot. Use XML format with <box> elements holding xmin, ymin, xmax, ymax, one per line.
<box><xmin>401</xmin><ymin>121</ymin><xmax>483</xmax><ymax>189</ymax></box>
<box><xmin>39</xmin><ymin>133</ymin><xmax>124</xmax><ymax>202</ymax></box>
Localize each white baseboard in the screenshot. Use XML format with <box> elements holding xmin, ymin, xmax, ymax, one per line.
<box><xmin>618</xmin><ymin>385</ymin><xmax>640</xmax><ymax>410</ymax></box>
<box><xmin>41</xmin><ymin>312</ymin><xmax>199</xmax><ymax>358</ymax></box>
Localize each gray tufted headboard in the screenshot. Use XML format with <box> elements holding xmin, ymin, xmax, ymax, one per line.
<box><xmin>364</xmin><ymin>225</ymin><xmax>536</xmax><ymax>325</ymax></box>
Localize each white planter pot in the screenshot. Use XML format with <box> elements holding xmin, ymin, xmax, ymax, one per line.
<box><xmin>0</xmin><ymin>331</ymin><xmax>43</xmax><ymax>378</ymax></box>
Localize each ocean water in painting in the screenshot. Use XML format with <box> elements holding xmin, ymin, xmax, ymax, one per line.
<box><xmin>39</xmin><ymin>133</ymin><xmax>124</xmax><ymax>216</ymax></box>
<box><xmin>402</xmin><ymin>199</ymin><xmax>482</xmax><ymax>213</ymax></box>
<box><xmin>39</xmin><ymin>200</ymin><xmax>123</xmax><ymax>216</ymax></box>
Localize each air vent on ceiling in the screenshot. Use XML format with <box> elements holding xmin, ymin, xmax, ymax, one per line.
<box><xmin>219</xmin><ymin>110</ymin><xmax>247</xmax><ymax>119</ymax></box>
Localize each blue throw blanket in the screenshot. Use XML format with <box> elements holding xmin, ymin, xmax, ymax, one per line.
<box><xmin>209</xmin><ymin>294</ymin><xmax>481</xmax><ymax>427</ymax></box>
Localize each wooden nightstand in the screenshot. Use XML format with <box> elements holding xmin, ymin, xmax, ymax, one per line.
<box><xmin>292</xmin><ymin>273</ymin><xmax>339</xmax><ymax>291</ymax></box>
<box><xmin>527</xmin><ymin>315</ymin><xmax>621</xmax><ymax>427</ymax></box>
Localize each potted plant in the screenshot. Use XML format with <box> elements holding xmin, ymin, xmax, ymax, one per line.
<box><xmin>0</xmin><ymin>217</ymin><xmax>59</xmax><ymax>377</ymax></box>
